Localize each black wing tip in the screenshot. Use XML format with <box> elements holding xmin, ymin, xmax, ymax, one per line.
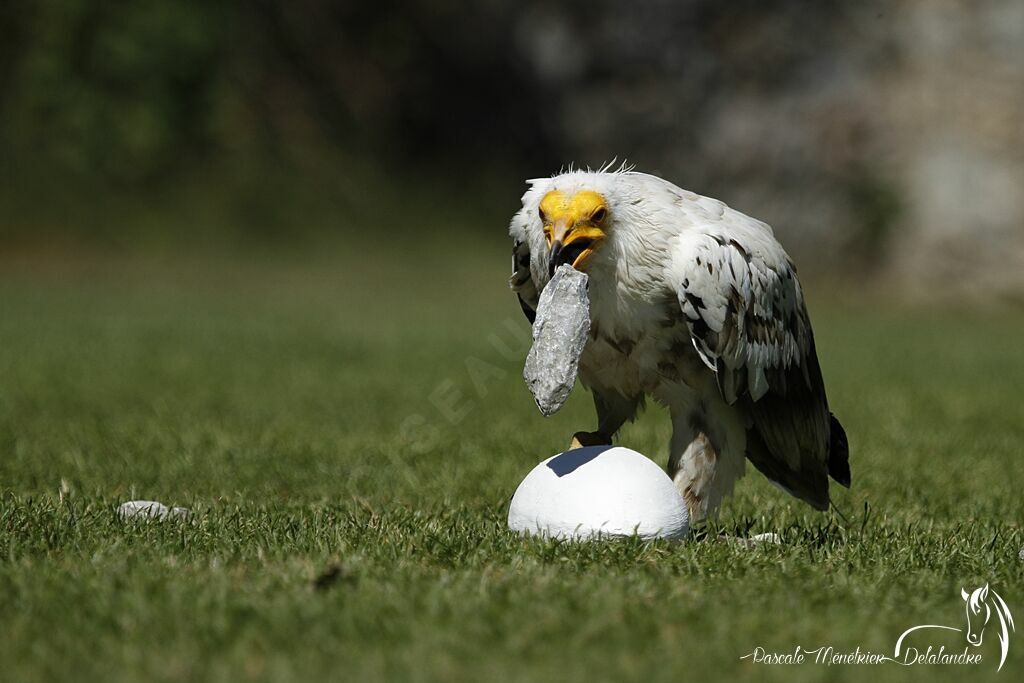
<box><xmin>517</xmin><ymin>294</ymin><xmax>536</xmax><ymax>323</ymax></box>
<box><xmin>827</xmin><ymin>413</ymin><xmax>851</xmax><ymax>488</ymax></box>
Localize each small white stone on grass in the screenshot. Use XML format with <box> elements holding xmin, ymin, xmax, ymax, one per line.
<box><xmin>751</xmin><ymin>532</ymin><xmax>781</xmax><ymax>544</ymax></box>
<box><xmin>117</xmin><ymin>500</ymin><xmax>189</xmax><ymax>521</ymax></box>
<box><xmin>726</xmin><ymin>532</ymin><xmax>782</xmax><ymax>549</ymax></box>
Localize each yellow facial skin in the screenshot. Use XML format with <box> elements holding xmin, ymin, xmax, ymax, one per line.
<box><xmin>538</xmin><ymin>190</ymin><xmax>608</xmax><ymax>272</ymax></box>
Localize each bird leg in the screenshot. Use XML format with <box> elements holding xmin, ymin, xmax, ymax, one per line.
<box><xmin>668</xmin><ymin>431</ymin><xmax>718</xmax><ymax>524</ymax></box>
<box><xmin>570</xmin><ymin>430</ymin><xmax>611</xmax><ymax>450</ymax></box>
<box><xmin>569</xmin><ymin>391</ymin><xmax>641</xmax><ymax>451</ymax></box>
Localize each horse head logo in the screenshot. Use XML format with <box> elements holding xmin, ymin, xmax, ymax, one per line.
<box><xmin>896</xmin><ymin>584</ymin><xmax>1014</xmax><ymax>671</ymax></box>
<box><xmin>963</xmin><ymin>585</ymin><xmax>991</xmax><ymax>646</ymax></box>
<box><xmin>961</xmin><ymin>584</ymin><xmax>1014</xmax><ymax>666</ymax></box>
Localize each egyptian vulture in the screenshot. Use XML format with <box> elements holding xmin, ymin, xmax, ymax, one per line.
<box><xmin>508</xmin><ymin>169</ymin><xmax>849</xmax><ymax>521</ymax></box>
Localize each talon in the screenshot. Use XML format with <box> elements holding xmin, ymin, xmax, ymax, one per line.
<box><xmin>570</xmin><ymin>430</ymin><xmax>611</xmax><ymax>450</ymax></box>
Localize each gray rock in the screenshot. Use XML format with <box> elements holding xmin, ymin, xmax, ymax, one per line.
<box><xmin>523</xmin><ymin>265</ymin><xmax>590</xmax><ymax>416</ymax></box>
<box><xmin>117</xmin><ymin>500</ymin><xmax>189</xmax><ymax>521</ymax></box>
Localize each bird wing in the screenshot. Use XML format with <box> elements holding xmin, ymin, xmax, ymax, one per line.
<box><xmin>670</xmin><ymin>213</ymin><xmax>848</xmax><ymax>508</ymax></box>
<box><xmin>508</xmin><ymin>182</ymin><xmax>556</xmax><ymax>323</ymax></box>
<box><xmin>509</xmin><ymin>236</ymin><xmax>539</xmax><ymax>323</ymax></box>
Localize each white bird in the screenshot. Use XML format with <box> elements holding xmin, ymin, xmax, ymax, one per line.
<box><xmin>509</xmin><ymin>168</ymin><xmax>849</xmax><ymax>521</ymax></box>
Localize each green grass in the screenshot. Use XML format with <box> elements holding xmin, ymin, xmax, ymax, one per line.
<box><xmin>1</xmin><ymin>241</ymin><xmax>1023</xmax><ymax>682</ymax></box>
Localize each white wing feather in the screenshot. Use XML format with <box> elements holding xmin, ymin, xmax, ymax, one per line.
<box><xmin>670</xmin><ymin>215</ymin><xmax>811</xmax><ymax>406</ymax></box>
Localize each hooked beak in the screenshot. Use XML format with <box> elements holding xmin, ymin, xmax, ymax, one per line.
<box><xmin>547</xmin><ymin>221</ymin><xmax>603</xmax><ymax>277</ymax></box>
<box><xmin>548</xmin><ymin>241</ymin><xmax>569</xmax><ymax>277</ymax></box>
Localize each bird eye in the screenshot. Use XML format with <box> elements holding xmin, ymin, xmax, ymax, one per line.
<box><xmin>591</xmin><ymin>207</ymin><xmax>607</xmax><ymax>222</ymax></box>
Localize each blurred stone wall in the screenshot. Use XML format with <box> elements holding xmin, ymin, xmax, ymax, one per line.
<box><xmin>879</xmin><ymin>1</ymin><xmax>1024</xmax><ymax>299</ymax></box>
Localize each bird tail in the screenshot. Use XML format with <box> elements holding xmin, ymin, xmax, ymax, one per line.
<box><xmin>827</xmin><ymin>413</ymin><xmax>851</xmax><ymax>487</ymax></box>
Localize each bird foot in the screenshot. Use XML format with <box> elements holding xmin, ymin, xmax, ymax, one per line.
<box><xmin>570</xmin><ymin>430</ymin><xmax>611</xmax><ymax>450</ymax></box>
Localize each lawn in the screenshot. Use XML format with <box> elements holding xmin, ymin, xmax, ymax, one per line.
<box><xmin>1</xmin><ymin>239</ymin><xmax>1023</xmax><ymax>682</ymax></box>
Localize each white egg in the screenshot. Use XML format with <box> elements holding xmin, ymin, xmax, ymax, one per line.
<box><xmin>508</xmin><ymin>446</ymin><xmax>689</xmax><ymax>540</ymax></box>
